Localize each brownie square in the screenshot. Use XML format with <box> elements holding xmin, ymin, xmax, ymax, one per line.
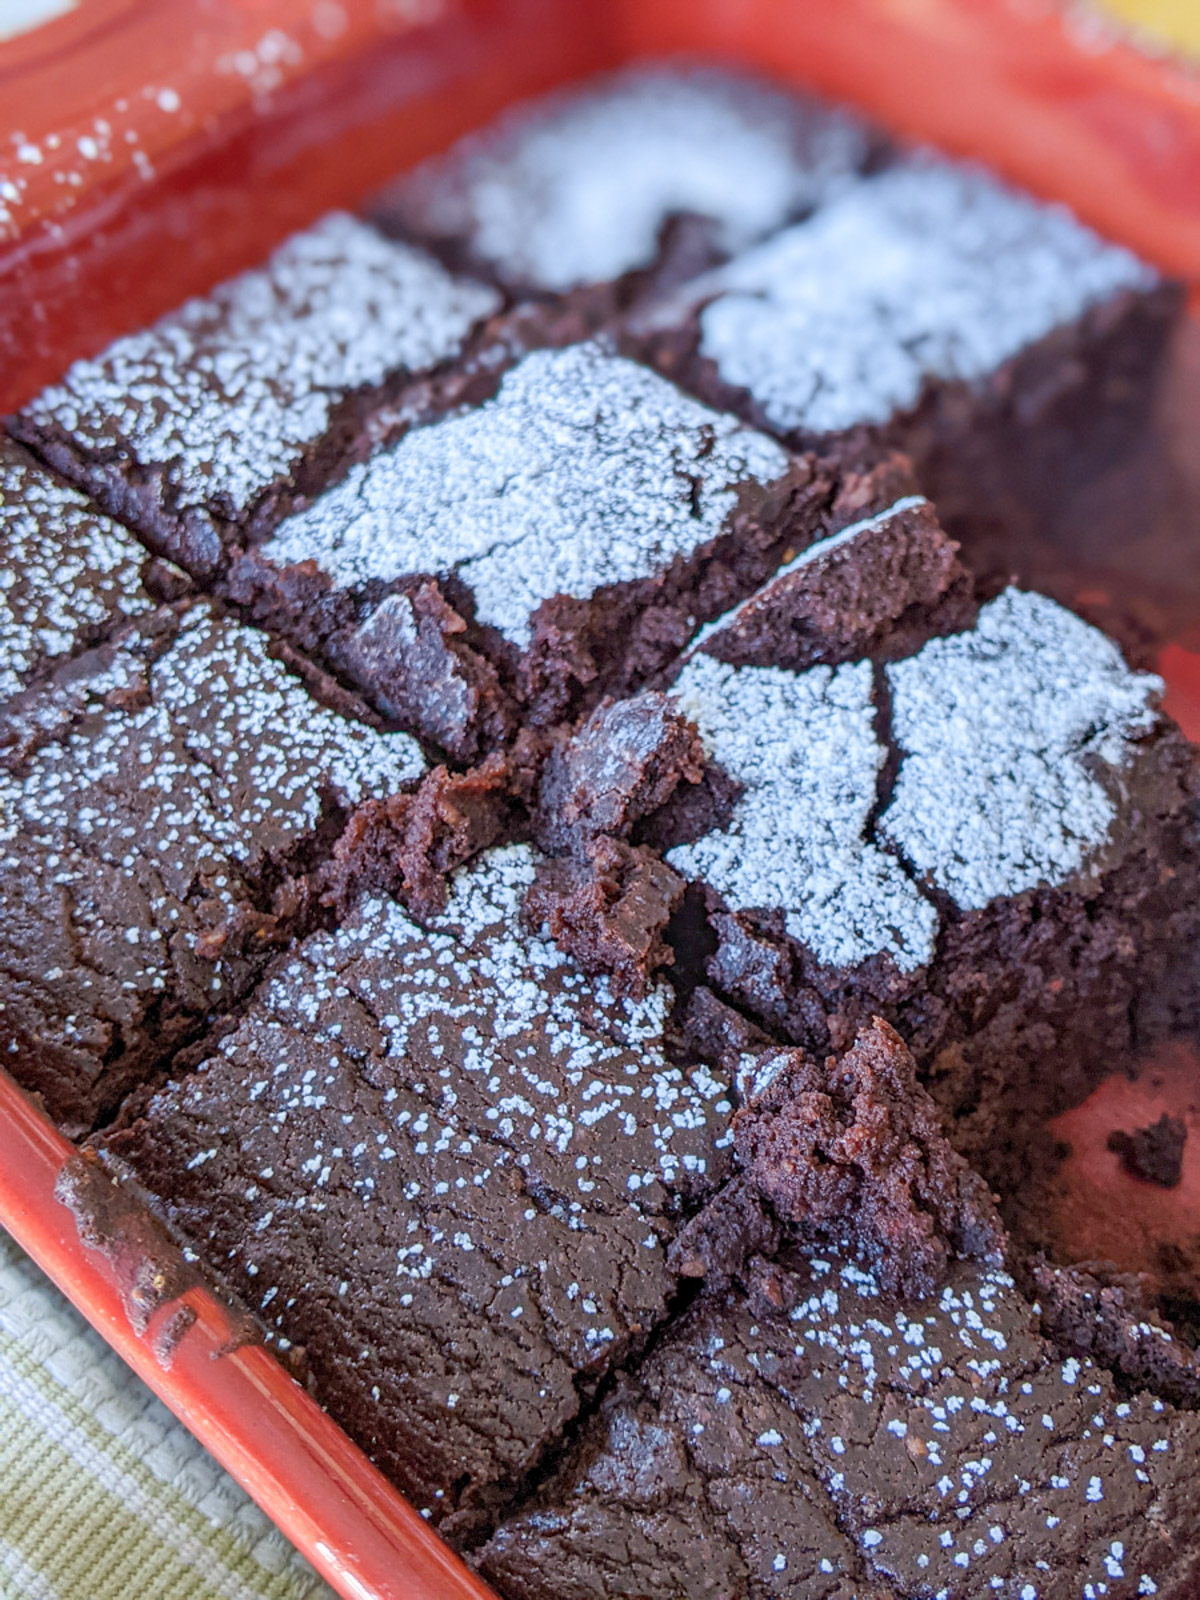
<box><xmin>546</xmin><ymin>494</ymin><xmax>1200</xmax><ymax>1192</ymax></box>
<box><xmin>227</xmin><ymin>340</ymin><xmax>841</xmax><ymax>752</ymax></box>
<box><xmin>12</xmin><ymin>214</ymin><xmax>503</xmax><ymax>577</ymax></box>
<box><xmin>480</xmin><ymin>1256</ymin><xmax>1200</xmax><ymax>1600</ymax></box>
<box><xmin>0</xmin><ymin>600</ymin><xmax>425</xmax><ymax>1135</ymax></box>
<box><xmin>98</xmin><ymin>843</ymin><xmax>737</xmax><ymax>1539</ymax></box>
<box><xmin>372</xmin><ymin>63</ymin><xmax>882</xmax><ymax>317</ymax></box>
<box><xmin>627</xmin><ymin>156</ymin><xmax>1180</xmax><ymax>563</ymax></box>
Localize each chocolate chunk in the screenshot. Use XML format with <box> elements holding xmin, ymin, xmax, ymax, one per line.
<box><xmin>535</xmin><ymin>692</ymin><xmax>705</xmax><ymax>854</ymax></box>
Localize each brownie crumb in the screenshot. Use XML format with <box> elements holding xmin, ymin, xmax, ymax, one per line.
<box><xmin>336</xmin><ymin>581</ymin><xmax>513</xmax><ymax>763</ymax></box>
<box><xmin>1107</xmin><ymin>1112</ymin><xmax>1187</xmax><ymax>1187</ymax></box>
<box><xmin>326</xmin><ymin>756</ymin><xmax>514</xmax><ymax>922</ymax></box>
<box><xmin>734</xmin><ymin>1019</ymin><xmax>1006</xmax><ymax>1297</ymax></box>
<box><xmin>524</xmin><ymin>839</ymin><xmax>685</xmax><ymax>998</ymax></box>
<box><xmin>535</xmin><ymin>692</ymin><xmax>705</xmax><ymax>855</ymax></box>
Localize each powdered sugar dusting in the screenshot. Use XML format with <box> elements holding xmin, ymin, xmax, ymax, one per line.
<box><xmin>388</xmin><ymin>64</ymin><xmax>874</xmax><ymax>292</ymax></box>
<box><xmin>113</xmin><ymin>843</ymin><xmax>737</xmax><ymax>1517</ymax></box>
<box><xmin>262</xmin><ymin>343</ymin><xmax>790</xmax><ymax>646</ymax></box>
<box><xmin>260</xmin><ymin>841</ymin><xmax>732</xmax><ymax>1207</ymax></box>
<box><xmin>0</xmin><ymin>602</ymin><xmax>424</xmax><ymax>1008</ymax></box>
<box><xmin>697</xmin><ymin>157</ymin><xmax>1156</xmax><ymax>435</ymax></box>
<box><xmin>0</xmin><ymin>441</ymin><xmax>155</xmax><ymax>703</ymax></box>
<box><xmin>666</xmin><ymin>653</ymin><xmax>937</xmax><ymax>972</ymax></box>
<box><xmin>881</xmin><ymin>588</ymin><xmax>1161</xmax><ymax>907</ymax></box>
<box><xmin>24</xmin><ymin>213</ymin><xmax>500</xmax><ymax>519</ymax></box>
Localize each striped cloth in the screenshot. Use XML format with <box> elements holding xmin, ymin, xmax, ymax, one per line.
<box><xmin>0</xmin><ymin>1226</ymin><xmax>336</xmax><ymax>1600</ymax></box>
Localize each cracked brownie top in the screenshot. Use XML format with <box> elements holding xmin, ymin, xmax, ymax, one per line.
<box><xmin>373</xmin><ymin>63</ymin><xmax>880</xmax><ymax>299</ymax></box>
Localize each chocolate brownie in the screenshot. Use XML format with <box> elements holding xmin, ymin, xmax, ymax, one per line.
<box><xmin>0</xmin><ymin>435</ymin><xmax>187</xmax><ymax>760</ymax></box>
<box><xmin>227</xmin><ymin>341</ymin><xmax>842</xmax><ymax>747</ymax></box>
<box><xmin>11</xmin><ymin>214</ymin><xmax>503</xmax><ymax>576</ymax></box>
<box><xmin>481</xmin><ymin>1256</ymin><xmax>1200</xmax><ymax>1600</ymax></box>
<box><xmin>543</xmin><ymin>497</ymin><xmax>1200</xmax><ymax>1199</ymax></box>
<box><xmin>627</xmin><ymin>155</ymin><xmax>1180</xmax><ymax>565</ymax></box>
<box><xmin>0</xmin><ymin>600</ymin><xmax>425</xmax><ymax>1135</ymax></box>
<box><xmin>372</xmin><ymin>64</ymin><xmax>882</xmax><ymax>318</ymax></box>
<box><xmin>97</xmin><ymin>843</ymin><xmax>738</xmax><ymax>1541</ymax></box>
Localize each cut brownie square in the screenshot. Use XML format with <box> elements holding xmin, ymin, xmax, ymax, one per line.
<box><xmin>97</xmin><ymin>843</ymin><xmax>737</xmax><ymax>1541</ymax></box>
<box><xmin>0</xmin><ymin>600</ymin><xmax>425</xmax><ymax>1135</ymax></box>
<box><xmin>627</xmin><ymin>156</ymin><xmax>1180</xmax><ymax>562</ymax></box>
<box><xmin>480</xmin><ymin>1256</ymin><xmax>1200</xmax><ymax>1600</ymax></box>
<box><xmin>228</xmin><ymin>340</ymin><xmax>844</xmax><ymax>751</ymax></box>
<box><xmin>543</xmin><ymin>495</ymin><xmax>1200</xmax><ymax>1194</ymax></box>
<box><xmin>0</xmin><ymin>435</ymin><xmax>185</xmax><ymax>760</ymax></box>
<box><xmin>372</xmin><ymin>63</ymin><xmax>882</xmax><ymax>318</ymax></box>
<box><xmin>11</xmin><ymin>214</ymin><xmax>503</xmax><ymax>576</ymax></box>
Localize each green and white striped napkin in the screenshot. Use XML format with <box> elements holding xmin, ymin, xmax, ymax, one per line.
<box><xmin>0</xmin><ymin>1226</ymin><xmax>336</xmax><ymax>1600</ymax></box>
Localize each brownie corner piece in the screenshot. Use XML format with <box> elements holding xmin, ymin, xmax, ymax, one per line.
<box><xmin>0</xmin><ymin>434</ymin><xmax>186</xmax><ymax>753</ymax></box>
<box><xmin>11</xmin><ymin>212</ymin><xmax>504</xmax><ymax>576</ymax></box>
<box><xmin>0</xmin><ymin>599</ymin><xmax>426</xmax><ymax>1135</ymax></box>
<box><xmin>96</xmin><ymin>841</ymin><xmax>739</xmax><ymax>1537</ymax></box>
<box><xmin>482</xmin><ymin>1256</ymin><xmax>1200</xmax><ymax>1600</ymax></box>
<box><xmin>371</xmin><ymin>61</ymin><xmax>883</xmax><ymax>312</ymax></box>
<box><xmin>627</xmin><ymin>152</ymin><xmax>1179</xmax><ymax>565</ymax></box>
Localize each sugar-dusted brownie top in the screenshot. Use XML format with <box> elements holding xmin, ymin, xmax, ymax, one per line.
<box><xmin>100</xmin><ymin>843</ymin><xmax>736</xmax><ymax>1538</ymax></box>
<box><xmin>535</xmin><ymin>494</ymin><xmax>1200</xmax><ymax>1199</ymax></box>
<box><xmin>481</xmin><ymin>1256</ymin><xmax>1200</xmax><ymax>1600</ymax></box>
<box><xmin>14</xmin><ymin>214</ymin><xmax>502</xmax><ymax>575</ymax></box>
<box><xmin>667</xmin><ymin>571</ymin><xmax>1161</xmax><ymax>976</ymax></box>
<box><xmin>632</xmin><ymin>156</ymin><xmax>1157</xmax><ymax>442</ymax></box>
<box><xmin>0</xmin><ymin>437</ymin><xmax>168</xmax><ymax>727</ymax></box>
<box><xmin>235</xmin><ymin>341</ymin><xmax>834</xmax><ymax>740</ymax></box>
<box><xmin>374</xmin><ymin>64</ymin><xmax>880</xmax><ymax>300</ymax></box>
<box><xmin>0</xmin><ymin>600</ymin><xmax>425</xmax><ymax>1135</ymax></box>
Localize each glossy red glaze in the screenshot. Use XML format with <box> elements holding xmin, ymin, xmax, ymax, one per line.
<box><xmin>615</xmin><ymin>0</ymin><xmax>1200</xmax><ymax>281</ymax></box>
<box><xmin>0</xmin><ymin>1067</ymin><xmax>498</xmax><ymax>1600</ymax></box>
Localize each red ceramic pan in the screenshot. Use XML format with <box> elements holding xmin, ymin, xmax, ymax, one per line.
<box><xmin>2</xmin><ymin>5</ymin><xmax>1200</xmax><ymax>1599</ymax></box>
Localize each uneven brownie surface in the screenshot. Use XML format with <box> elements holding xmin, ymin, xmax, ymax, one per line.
<box><xmin>373</xmin><ymin>63</ymin><xmax>880</xmax><ymax>302</ymax></box>
<box><xmin>0</xmin><ymin>600</ymin><xmax>424</xmax><ymax>1135</ymax></box>
<box><xmin>13</xmin><ymin>214</ymin><xmax>502</xmax><ymax>575</ymax></box>
<box><xmin>645</xmin><ymin>560</ymin><xmax>1199</xmax><ymax>1183</ymax></box>
<box><xmin>482</xmin><ymin>1257</ymin><xmax>1200</xmax><ymax>1600</ymax></box>
<box><xmin>633</xmin><ymin>156</ymin><xmax>1156</xmax><ymax>441</ymax></box>
<box><xmin>0</xmin><ymin>436</ymin><xmax>177</xmax><ymax>748</ymax></box>
<box><xmin>99</xmin><ymin>844</ymin><xmax>736</xmax><ymax>1539</ymax></box>
<box><xmin>5</xmin><ymin>62</ymin><xmax>1198</xmax><ymax>1600</ymax></box>
<box><xmin>237</xmin><ymin>341</ymin><xmax>839</xmax><ymax>739</ymax></box>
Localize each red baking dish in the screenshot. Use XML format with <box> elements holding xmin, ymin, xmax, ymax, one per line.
<box><xmin>2</xmin><ymin>5</ymin><xmax>1200</xmax><ymax>1600</ymax></box>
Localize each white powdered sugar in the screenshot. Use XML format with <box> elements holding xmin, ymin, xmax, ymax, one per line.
<box><xmin>697</xmin><ymin>157</ymin><xmax>1156</xmax><ymax>435</ymax></box>
<box><xmin>0</xmin><ymin>603</ymin><xmax>424</xmax><ymax>996</ymax></box>
<box><xmin>881</xmin><ymin>587</ymin><xmax>1161</xmax><ymax>908</ymax></box>
<box><xmin>0</xmin><ymin>442</ymin><xmax>155</xmax><ymax>702</ymax></box>
<box><xmin>389</xmin><ymin>64</ymin><xmax>873</xmax><ymax>292</ymax></box>
<box><xmin>24</xmin><ymin>213</ymin><xmax>500</xmax><ymax>517</ymax></box>
<box><xmin>262</xmin><ymin>342</ymin><xmax>790</xmax><ymax>647</ymax></box>
<box><xmin>666</xmin><ymin>653</ymin><xmax>937</xmax><ymax>972</ymax></box>
<box><xmin>665</xmin><ymin>586</ymin><xmax>1160</xmax><ymax>971</ymax></box>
